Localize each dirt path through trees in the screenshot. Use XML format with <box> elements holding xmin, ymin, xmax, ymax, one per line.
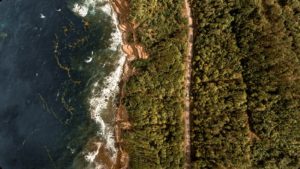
<box><xmin>183</xmin><ymin>0</ymin><xmax>193</xmax><ymax>168</ymax></box>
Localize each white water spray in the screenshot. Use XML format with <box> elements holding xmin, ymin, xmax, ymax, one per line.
<box><xmin>72</xmin><ymin>0</ymin><xmax>126</xmax><ymax>167</ymax></box>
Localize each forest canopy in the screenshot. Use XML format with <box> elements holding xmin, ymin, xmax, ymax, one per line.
<box><xmin>123</xmin><ymin>0</ymin><xmax>188</xmax><ymax>168</ymax></box>
<box><xmin>122</xmin><ymin>0</ymin><xmax>300</xmax><ymax>168</ymax></box>
<box><xmin>190</xmin><ymin>0</ymin><xmax>300</xmax><ymax>168</ymax></box>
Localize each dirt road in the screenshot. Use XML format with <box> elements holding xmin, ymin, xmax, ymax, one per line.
<box><xmin>183</xmin><ymin>0</ymin><xmax>193</xmax><ymax>168</ymax></box>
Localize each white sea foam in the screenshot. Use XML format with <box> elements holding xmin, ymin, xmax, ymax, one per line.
<box><xmin>100</xmin><ymin>3</ymin><xmax>113</xmax><ymax>16</ymax></box>
<box><xmin>109</xmin><ymin>13</ymin><xmax>123</xmax><ymax>51</ymax></box>
<box><xmin>84</xmin><ymin>142</ymin><xmax>102</xmax><ymax>162</ymax></box>
<box><xmin>40</xmin><ymin>13</ymin><xmax>46</xmax><ymax>19</ymax></box>
<box><xmin>72</xmin><ymin>0</ymin><xmax>107</xmax><ymax>17</ymax></box>
<box><xmin>72</xmin><ymin>0</ymin><xmax>121</xmax><ymax>52</ymax></box>
<box><xmin>73</xmin><ymin>0</ymin><xmax>126</xmax><ymax>167</ymax></box>
<box><xmin>72</xmin><ymin>3</ymin><xmax>89</xmax><ymax>17</ymax></box>
<box><xmin>85</xmin><ymin>57</ymin><xmax>93</xmax><ymax>63</ymax></box>
<box><xmin>89</xmin><ymin>53</ymin><xmax>125</xmax><ymax>159</ymax></box>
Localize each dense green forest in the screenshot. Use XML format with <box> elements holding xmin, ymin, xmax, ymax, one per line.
<box><xmin>123</xmin><ymin>0</ymin><xmax>188</xmax><ymax>168</ymax></box>
<box><xmin>122</xmin><ymin>0</ymin><xmax>300</xmax><ymax>168</ymax></box>
<box><xmin>190</xmin><ymin>0</ymin><xmax>300</xmax><ymax>168</ymax></box>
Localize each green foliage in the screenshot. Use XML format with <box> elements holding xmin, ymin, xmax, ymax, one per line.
<box><xmin>124</xmin><ymin>43</ymin><xmax>185</xmax><ymax>169</ymax></box>
<box><xmin>191</xmin><ymin>80</ymin><xmax>251</xmax><ymax>169</ymax></box>
<box><xmin>235</xmin><ymin>1</ymin><xmax>300</xmax><ymax>168</ymax></box>
<box><xmin>190</xmin><ymin>1</ymin><xmax>251</xmax><ymax>168</ymax></box>
<box><xmin>123</xmin><ymin>0</ymin><xmax>187</xmax><ymax>168</ymax></box>
<box><xmin>191</xmin><ymin>0</ymin><xmax>300</xmax><ymax>168</ymax></box>
<box><xmin>130</xmin><ymin>0</ymin><xmax>187</xmax><ymax>47</ymax></box>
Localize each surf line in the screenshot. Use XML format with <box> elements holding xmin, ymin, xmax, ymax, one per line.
<box><xmin>71</xmin><ymin>0</ymin><xmax>126</xmax><ymax>168</ymax></box>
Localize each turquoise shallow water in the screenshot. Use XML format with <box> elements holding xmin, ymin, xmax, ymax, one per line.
<box><xmin>0</xmin><ymin>0</ymin><xmax>122</xmax><ymax>168</ymax></box>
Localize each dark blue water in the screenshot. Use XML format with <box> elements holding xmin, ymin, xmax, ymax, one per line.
<box><xmin>0</xmin><ymin>0</ymin><xmax>116</xmax><ymax>168</ymax></box>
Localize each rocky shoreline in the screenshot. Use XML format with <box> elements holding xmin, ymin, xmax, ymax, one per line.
<box><xmin>110</xmin><ymin>0</ymin><xmax>148</xmax><ymax>168</ymax></box>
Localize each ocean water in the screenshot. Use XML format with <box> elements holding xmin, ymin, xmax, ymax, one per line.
<box><xmin>0</xmin><ymin>0</ymin><xmax>124</xmax><ymax>168</ymax></box>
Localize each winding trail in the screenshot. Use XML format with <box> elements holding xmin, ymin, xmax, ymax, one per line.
<box><xmin>183</xmin><ymin>0</ymin><xmax>193</xmax><ymax>168</ymax></box>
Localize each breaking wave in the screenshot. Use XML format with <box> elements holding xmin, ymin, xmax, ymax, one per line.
<box><xmin>72</xmin><ymin>0</ymin><xmax>125</xmax><ymax>168</ymax></box>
